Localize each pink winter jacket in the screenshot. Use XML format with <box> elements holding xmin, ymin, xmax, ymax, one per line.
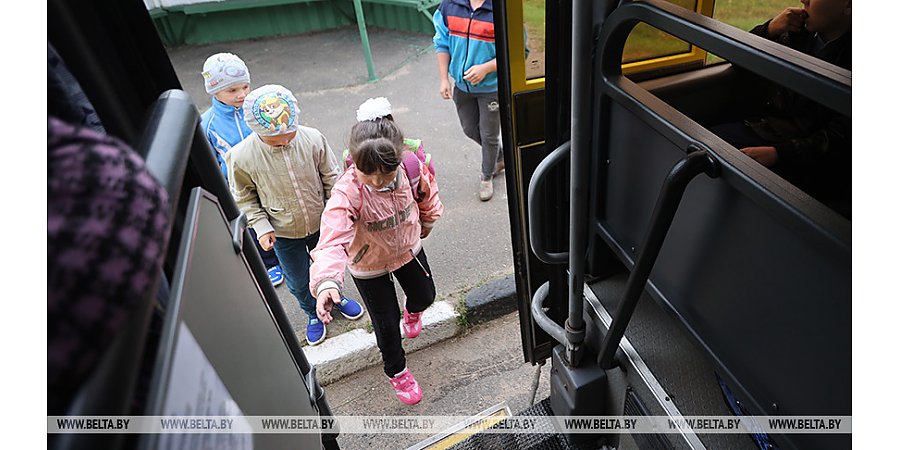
<box><xmin>309</xmin><ymin>158</ymin><xmax>443</xmax><ymax>296</ymax></box>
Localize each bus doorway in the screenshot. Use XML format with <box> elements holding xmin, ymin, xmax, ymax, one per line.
<box><xmin>47</xmin><ymin>0</ymin><xmax>851</xmax><ymax>448</ymax></box>
<box><xmin>497</xmin><ymin>0</ymin><xmax>850</xmax><ymax>449</ymax></box>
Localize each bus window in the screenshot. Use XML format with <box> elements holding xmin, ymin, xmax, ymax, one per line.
<box><xmin>524</xmin><ymin>0</ymin><xmax>545</xmax><ymax>79</ymax></box>
<box><xmin>712</xmin><ymin>0</ymin><xmax>789</xmax><ymax>31</ymax></box>
<box><xmin>622</xmin><ymin>0</ymin><xmax>804</xmax><ymax>74</ymax></box>
<box><xmin>611</xmin><ymin>1</ymin><xmax>852</xmax><ymax>216</ymax></box>
<box><xmin>706</xmin><ymin>0</ymin><xmax>795</xmax><ymax>64</ymax></box>
<box><xmin>622</xmin><ymin>23</ymin><xmax>691</xmax><ymax>64</ymax></box>
<box><xmin>621</xmin><ymin>0</ymin><xmax>710</xmax><ymax>75</ymax></box>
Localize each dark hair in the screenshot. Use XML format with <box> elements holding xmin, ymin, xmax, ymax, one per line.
<box><xmin>349</xmin><ymin>137</ymin><xmax>401</xmax><ymax>174</ymax></box>
<box><xmin>349</xmin><ymin>117</ymin><xmax>403</xmax><ymax>174</ymax></box>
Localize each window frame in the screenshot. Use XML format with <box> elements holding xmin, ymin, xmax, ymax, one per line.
<box><xmin>620</xmin><ymin>0</ymin><xmax>715</xmax><ymax>75</ymax></box>
<box><xmin>508</xmin><ymin>0</ymin><xmax>544</xmax><ymax>94</ymax></box>
<box><xmin>507</xmin><ymin>0</ymin><xmax>716</xmax><ymax>92</ymax></box>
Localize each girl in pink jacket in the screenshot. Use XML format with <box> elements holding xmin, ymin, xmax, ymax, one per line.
<box><xmin>309</xmin><ymin>111</ymin><xmax>443</xmax><ymax>405</ymax></box>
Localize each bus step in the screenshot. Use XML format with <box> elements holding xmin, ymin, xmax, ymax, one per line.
<box><xmin>408</xmin><ymin>398</ymin><xmax>602</xmax><ymax>450</ymax></box>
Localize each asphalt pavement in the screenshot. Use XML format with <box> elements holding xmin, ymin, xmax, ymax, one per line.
<box><xmin>327</xmin><ymin>312</ymin><xmax>551</xmax><ymax>450</ymax></box>
<box><xmin>166</xmin><ymin>26</ymin><xmax>516</xmax><ymax>342</ymax></box>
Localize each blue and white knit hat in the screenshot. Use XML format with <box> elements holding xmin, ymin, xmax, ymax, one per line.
<box><xmin>201</xmin><ymin>53</ymin><xmax>251</xmax><ymax>94</ymax></box>
<box><xmin>243</xmin><ymin>85</ymin><xmax>301</xmax><ymax>136</ymax></box>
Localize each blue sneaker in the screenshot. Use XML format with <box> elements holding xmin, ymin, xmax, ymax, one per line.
<box><xmin>267</xmin><ymin>265</ymin><xmax>284</xmax><ymax>287</ymax></box>
<box><xmin>334</xmin><ymin>297</ymin><xmax>365</xmax><ymax>320</ymax></box>
<box><xmin>306</xmin><ymin>317</ymin><xmax>326</xmax><ymax>346</ymax></box>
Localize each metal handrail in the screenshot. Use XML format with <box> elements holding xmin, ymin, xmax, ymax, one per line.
<box><xmin>603</xmin><ymin>0</ymin><xmax>850</xmax><ymax>116</ymax></box>
<box><xmin>597</xmin><ymin>148</ymin><xmax>719</xmax><ymax>369</ymax></box>
<box><xmin>596</xmin><ymin>0</ymin><xmax>851</xmax><ymax>249</ymax></box>
<box><xmin>527</xmin><ymin>141</ymin><xmax>570</xmax><ymax>264</ymax></box>
<box><xmin>530</xmin><ymin>282</ymin><xmax>567</xmax><ymax>346</ymax></box>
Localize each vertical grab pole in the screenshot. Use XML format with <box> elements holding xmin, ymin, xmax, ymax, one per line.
<box><xmin>565</xmin><ymin>0</ymin><xmax>594</xmax><ymax>367</ymax></box>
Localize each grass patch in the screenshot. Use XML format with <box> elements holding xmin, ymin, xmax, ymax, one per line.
<box><xmin>446</xmin><ymin>271</ymin><xmax>516</xmax><ymax>332</ymax></box>
<box><xmin>624</xmin><ymin>0</ymin><xmax>787</xmax><ymax>63</ymax></box>
<box><xmin>524</xmin><ymin>0</ymin><xmax>545</xmax><ymax>57</ymax></box>
<box><xmin>454</xmin><ymin>295</ymin><xmax>471</xmax><ymax>330</ymax></box>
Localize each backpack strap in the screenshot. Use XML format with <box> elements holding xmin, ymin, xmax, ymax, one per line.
<box><xmin>404</xmin><ymin>138</ymin><xmax>434</xmax><ymax>177</ymax></box>
<box><xmin>400</xmin><ymin>150</ymin><xmax>423</xmax><ymax>202</ymax></box>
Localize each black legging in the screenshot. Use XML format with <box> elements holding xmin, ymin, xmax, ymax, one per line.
<box><xmin>353</xmin><ymin>249</ymin><xmax>436</xmax><ymax>378</ymax></box>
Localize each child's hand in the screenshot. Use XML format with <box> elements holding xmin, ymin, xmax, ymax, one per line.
<box><xmin>463</xmin><ymin>63</ymin><xmax>491</xmax><ymax>86</ymax></box>
<box><xmin>316</xmin><ymin>288</ymin><xmax>340</xmax><ymax>324</ymax></box>
<box><xmin>767</xmin><ymin>7</ymin><xmax>808</xmax><ymax>38</ymax></box>
<box><xmin>420</xmin><ymin>227</ymin><xmax>432</xmax><ymax>239</ymax></box>
<box><xmin>740</xmin><ymin>146</ymin><xmax>779</xmax><ymax>167</ymax></box>
<box><xmin>439</xmin><ymin>79</ymin><xmax>452</xmax><ymax>100</ymax></box>
<box><xmin>258</xmin><ymin>231</ymin><xmax>276</xmax><ymax>251</ymax></box>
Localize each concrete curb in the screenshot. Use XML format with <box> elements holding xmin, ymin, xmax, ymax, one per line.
<box><xmin>464</xmin><ymin>274</ymin><xmax>518</xmax><ymax>326</ymax></box>
<box><xmin>303</xmin><ymin>275</ymin><xmax>518</xmax><ymax>386</ymax></box>
<box><xmin>304</xmin><ymin>301</ymin><xmax>460</xmax><ymax>386</ymax></box>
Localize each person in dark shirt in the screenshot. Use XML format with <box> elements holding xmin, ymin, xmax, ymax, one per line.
<box><xmin>713</xmin><ymin>0</ymin><xmax>851</xmax><ymax>215</ymax></box>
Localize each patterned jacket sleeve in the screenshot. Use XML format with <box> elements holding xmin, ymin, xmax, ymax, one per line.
<box><xmin>201</xmin><ymin>114</ymin><xmax>232</xmax><ymax>181</ymax></box>
<box><xmin>48</xmin><ymin>117</ymin><xmax>170</xmax><ymax>413</ymax></box>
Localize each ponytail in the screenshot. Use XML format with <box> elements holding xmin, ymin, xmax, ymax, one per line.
<box><xmin>349</xmin><ymin>137</ymin><xmax>401</xmax><ymax>175</ymax></box>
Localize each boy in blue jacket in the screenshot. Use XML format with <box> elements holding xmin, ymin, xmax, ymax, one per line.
<box><xmin>433</xmin><ymin>0</ymin><xmax>504</xmax><ymax>201</ymax></box>
<box><xmin>199</xmin><ymin>53</ymin><xmax>284</xmax><ymax>286</ymax></box>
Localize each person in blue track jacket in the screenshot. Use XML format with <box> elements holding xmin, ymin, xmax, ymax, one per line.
<box><xmin>433</xmin><ymin>0</ymin><xmax>505</xmax><ymax>201</ymax></box>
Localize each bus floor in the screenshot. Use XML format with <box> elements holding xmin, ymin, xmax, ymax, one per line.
<box><xmin>325</xmin><ymin>311</ymin><xmax>552</xmax><ymax>450</ymax></box>
<box><xmin>321</xmin><ymin>277</ymin><xmax>760</xmax><ymax>450</ymax></box>
<box><xmin>588</xmin><ymin>274</ymin><xmax>758</xmax><ymax>450</ymax></box>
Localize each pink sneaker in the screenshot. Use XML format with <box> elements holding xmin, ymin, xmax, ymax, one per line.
<box><xmin>388</xmin><ymin>367</ymin><xmax>423</xmax><ymax>405</ymax></box>
<box><xmin>403</xmin><ymin>308</ymin><xmax>423</xmax><ymax>338</ymax></box>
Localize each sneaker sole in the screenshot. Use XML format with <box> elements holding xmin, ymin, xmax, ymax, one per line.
<box><xmin>395</xmin><ymin>386</ymin><xmax>423</xmax><ymax>405</ymax></box>
<box><xmin>397</xmin><ymin>395</ymin><xmax>422</xmax><ymax>405</ymax></box>
<box><xmin>307</xmin><ymin>326</ymin><xmax>327</xmax><ymax>346</ymax></box>
<box><xmin>403</xmin><ymin>328</ymin><xmax>421</xmax><ymax>339</ymax></box>
<box><xmin>340</xmin><ymin>310</ymin><xmax>365</xmax><ymax>320</ymax></box>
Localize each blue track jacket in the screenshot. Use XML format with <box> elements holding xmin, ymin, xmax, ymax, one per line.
<box><xmin>433</xmin><ymin>0</ymin><xmax>498</xmax><ymax>94</ymax></box>
<box><xmin>200</xmin><ymin>97</ymin><xmax>253</xmax><ymax>180</ymax></box>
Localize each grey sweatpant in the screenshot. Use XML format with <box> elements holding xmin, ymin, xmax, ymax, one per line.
<box><xmin>452</xmin><ymin>88</ymin><xmax>502</xmax><ymax>181</ymax></box>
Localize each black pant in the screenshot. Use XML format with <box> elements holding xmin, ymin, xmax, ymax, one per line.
<box><xmin>353</xmin><ymin>249</ymin><xmax>436</xmax><ymax>378</ymax></box>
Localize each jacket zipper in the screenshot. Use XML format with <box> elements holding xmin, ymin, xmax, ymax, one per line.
<box><xmin>281</xmin><ymin>144</ymin><xmax>311</xmax><ymax>233</ymax></box>
<box><xmin>393</xmin><ymin>190</ymin><xmax>402</xmax><ymax>267</ymax></box>
<box><xmin>233</xmin><ymin>107</ymin><xmax>245</xmax><ymax>140</ymax></box>
<box><xmin>411</xmin><ymin>249</ymin><xmax>430</xmax><ymax>278</ymax></box>
<box><xmin>352</xmin><ymin>244</ymin><xmax>370</xmax><ymax>264</ymax></box>
<box><xmin>463</xmin><ymin>9</ymin><xmax>474</xmax><ymax>92</ymax></box>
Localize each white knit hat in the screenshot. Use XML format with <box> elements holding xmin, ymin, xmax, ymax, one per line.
<box><xmin>243</xmin><ymin>85</ymin><xmax>300</xmax><ymax>136</ymax></box>
<box><xmin>201</xmin><ymin>53</ymin><xmax>251</xmax><ymax>94</ymax></box>
<box><xmin>356</xmin><ymin>97</ymin><xmax>392</xmax><ymax>122</ymax></box>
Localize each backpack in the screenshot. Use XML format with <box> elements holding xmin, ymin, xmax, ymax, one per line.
<box><xmin>342</xmin><ymin>138</ymin><xmax>435</xmax><ymax>201</ymax></box>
